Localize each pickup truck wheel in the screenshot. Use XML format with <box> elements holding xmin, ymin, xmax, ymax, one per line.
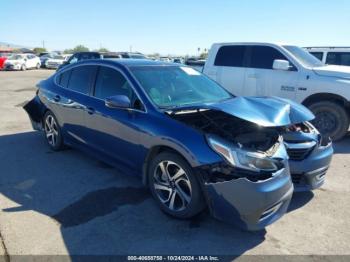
<box><xmin>148</xmin><ymin>152</ymin><xmax>205</xmax><ymax>219</ymax></box>
<box><xmin>309</xmin><ymin>101</ymin><xmax>349</xmax><ymax>141</ymax></box>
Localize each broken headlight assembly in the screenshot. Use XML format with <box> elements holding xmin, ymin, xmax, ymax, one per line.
<box><xmin>207</xmin><ymin>135</ymin><xmax>279</xmax><ymax>172</ymax></box>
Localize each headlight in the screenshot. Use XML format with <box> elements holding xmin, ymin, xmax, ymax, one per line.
<box><xmin>207</xmin><ymin>135</ymin><xmax>279</xmax><ymax>172</ymax></box>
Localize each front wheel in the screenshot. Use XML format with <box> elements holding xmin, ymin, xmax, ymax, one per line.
<box><xmin>21</xmin><ymin>64</ymin><xmax>26</xmax><ymax>71</ymax></box>
<box><xmin>43</xmin><ymin>111</ymin><xmax>64</xmax><ymax>151</ymax></box>
<box><xmin>148</xmin><ymin>152</ymin><xmax>205</xmax><ymax>219</ymax></box>
<box><xmin>36</xmin><ymin>63</ymin><xmax>40</xmax><ymax>69</ymax></box>
<box><xmin>309</xmin><ymin>101</ymin><xmax>349</xmax><ymax>141</ymax></box>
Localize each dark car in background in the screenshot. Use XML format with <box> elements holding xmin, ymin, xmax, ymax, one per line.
<box><xmin>24</xmin><ymin>59</ymin><xmax>328</xmax><ymax>230</ymax></box>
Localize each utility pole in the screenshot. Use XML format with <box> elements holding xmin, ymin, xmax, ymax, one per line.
<box><xmin>42</xmin><ymin>40</ymin><xmax>45</xmax><ymax>49</ymax></box>
<box><xmin>129</xmin><ymin>45</ymin><xmax>132</xmax><ymax>52</ymax></box>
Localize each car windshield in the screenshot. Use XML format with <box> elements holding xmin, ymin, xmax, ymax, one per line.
<box><xmin>283</xmin><ymin>45</ymin><xmax>324</xmax><ymax>68</ymax></box>
<box><xmin>9</xmin><ymin>55</ymin><xmax>23</xmax><ymax>60</ymax></box>
<box><xmin>53</xmin><ymin>55</ymin><xmax>64</xmax><ymax>59</ymax></box>
<box><xmin>131</xmin><ymin>66</ymin><xmax>232</xmax><ymax>108</ymax></box>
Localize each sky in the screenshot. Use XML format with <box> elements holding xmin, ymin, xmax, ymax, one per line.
<box><xmin>1</xmin><ymin>0</ymin><xmax>350</xmax><ymax>55</ymax></box>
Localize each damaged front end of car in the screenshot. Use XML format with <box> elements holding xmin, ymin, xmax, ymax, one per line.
<box><xmin>166</xmin><ymin>96</ymin><xmax>317</xmax><ymax>230</ymax></box>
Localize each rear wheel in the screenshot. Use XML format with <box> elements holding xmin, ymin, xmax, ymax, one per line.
<box><xmin>148</xmin><ymin>152</ymin><xmax>205</xmax><ymax>218</ymax></box>
<box><xmin>43</xmin><ymin>111</ymin><xmax>64</xmax><ymax>151</ymax></box>
<box><xmin>309</xmin><ymin>101</ymin><xmax>349</xmax><ymax>141</ymax></box>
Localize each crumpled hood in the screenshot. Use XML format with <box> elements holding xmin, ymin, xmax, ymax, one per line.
<box><xmin>313</xmin><ymin>65</ymin><xmax>350</xmax><ymax>79</ymax></box>
<box><xmin>169</xmin><ymin>96</ymin><xmax>314</xmax><ymax>127</ymax></box>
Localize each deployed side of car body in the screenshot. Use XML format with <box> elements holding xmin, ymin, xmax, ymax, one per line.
<box><xmin>203</xmin><ymin>42</ymin><xmax>350</xmax><ymax>141</ymax></box>
<box><xmin>24</xmin><ymin>59</ymin><xmax>322</xmax><ymax>230</ymax></box>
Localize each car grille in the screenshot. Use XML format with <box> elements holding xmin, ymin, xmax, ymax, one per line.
<box><xmin>284</xmin><ymin>141</ymin><xmax>316</xmax><ymax>161</ymax></box>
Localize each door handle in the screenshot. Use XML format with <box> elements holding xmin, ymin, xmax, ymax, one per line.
<box><xmin>53</xmin><ymin>95</ymin><xmax>61</xmax><ymax>102</ymax></box>
<box><xmin>86</xmin><ymin>107</ymin><xmax>95</xmax><ymax>115</ymax></box>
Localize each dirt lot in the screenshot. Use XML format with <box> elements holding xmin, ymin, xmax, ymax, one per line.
<box><xmin>0</xmin><ymin>70</ymin><xmax>350</xmax><ymax>258</ymax></box>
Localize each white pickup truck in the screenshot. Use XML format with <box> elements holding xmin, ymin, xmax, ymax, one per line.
<box><xmin>203</xmin><ymin>42</ymin><xmax>350</xmax><ymax>140</ymax></box>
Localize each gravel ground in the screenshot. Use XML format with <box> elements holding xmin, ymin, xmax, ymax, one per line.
<box><xmin>0</xmin><ymin>70</ymin><xmax>349</xmax><ymax>259</ymax></box>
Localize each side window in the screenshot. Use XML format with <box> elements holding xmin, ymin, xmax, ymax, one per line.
<box><xmin>94</xmin><ymin>66</ymin><xmax>134</xmax><ymax>100</ymax></box>
<box><xmin>250</xmin><ymin>46</ymin><xmax>289</xmax><ymax>69</ymax></box>
<box><xmin>310</xmin><ymin>52</ymin><xmax>323</xmax><ymax>61</ymax></box>
<box><xmin>214</xmin><ymin>46</ymin><xmax>246</xmax><ymax>67</ymax></box>
<box><xmin>67</xmin><ymin>65</ymin><xmax>97</xmax><ymax>94</ymax></box>
<box><xmin>58</xmin><ymin>70</ymin><xmax>72</xmax><ymax>88</ymax></box>
<box><xmin>326</xmin><ymin>52</ymin><xmax>350</xmax><ymax>66</ymax></box>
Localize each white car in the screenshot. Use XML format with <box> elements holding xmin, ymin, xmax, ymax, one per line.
<box><xmin>203</xmin><ymin>42</ymin><xmax>350</xmax><ymax>140</ymax></box>
<box><xmin>4</xmin><ymin>54</ymin><xmax>41</xmax><ymax>71</ymax></box>
<box><xmin>305</xmin><ymin>47</ymin><xmax>350</xmax><ymax>67</ymax></box>
<box><xmin>45</xmin><ymin>54</ymin><xmax>71</xmax><ymax>69</ymax></box>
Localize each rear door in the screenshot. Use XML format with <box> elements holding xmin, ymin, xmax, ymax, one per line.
<box><xmin>54</xmin><ymin>65</ymin><xmax>97</xmax><ymax>144</ymax></box>
<box><xmin>244</xmin><ymin>45</ymin><xmax>299</xmax><ymax>99</ymax></box>
<box><xmin>211</xmin><ymin>45</ymin><xmax>247</xmax><ymax>96</ymax></box>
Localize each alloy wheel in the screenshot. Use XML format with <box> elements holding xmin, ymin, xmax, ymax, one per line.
<box><xmin>44</xmin><ymin>115</ymin><xmax>59</xmax><ymax>147</ymax></box>
<box><xmin>153</xmin><ymin>160</ymin><xmax>192</xmax><ymax>211</ymax></box>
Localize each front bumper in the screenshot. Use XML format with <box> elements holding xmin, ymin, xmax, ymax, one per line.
<box><xmin>288</xmin><ymin>140</ymin><xmax>333</xmax><ymax>192</ymax></box>
<box><xmin>198</xmin><ymin>165</ymin><xmax>293</xmax><ymax>231</ymax></box>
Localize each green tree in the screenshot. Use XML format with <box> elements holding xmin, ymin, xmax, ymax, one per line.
<box><xmin>97</xmin><ymin>47</ymin><xmax>109</xmax><ymax>52</ymax></box>
<box><xmin>33</xmin><ymin>47</ymin><xmax>47</xmax><ymax>54</ymax></box>
<box><xmin>199</xmin><ymin>51</ymin><xmax>208</xmax><ymax>59</ymax></box>
<box><xmin>64</xmin><ymin>45</ymin><xmax>90</xmax><ymax>54</ymax></box>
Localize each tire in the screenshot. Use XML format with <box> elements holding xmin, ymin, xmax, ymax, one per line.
<box><xmin>21</xmin><ymin>64</ymin><xmax>26</xmax><ymax>71</ymax></box>
<box><xmin>148</xmin><ymin>152</ymin><xmax>205</xmax><ymax>219</ymax></box>
<box><xmin>36</xmin><ymin>63</ymin><xmax>40</xmax><ymax>69</ymax></box>
<box><xmin>309</xmin><ymin>101</ymin><xmax>349</xmax><ymax>141</ymax></box>
<box><xmin>43</xmin><ymin>111</ymin><xmax>64</xmax><ymax>151</ymax></box>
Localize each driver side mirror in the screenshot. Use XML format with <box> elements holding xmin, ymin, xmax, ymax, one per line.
<box><xmin>105</xmin><ymin>95</ymin><xmax>131</xmax><ymax>109</ymax></box>
<box><xmin>273</xmin><ymin>59</ymin><xmax>291</xmax><ymax>71</ymax></box>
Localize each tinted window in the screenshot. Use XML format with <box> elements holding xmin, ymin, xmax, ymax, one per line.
<box><xmin>58</xmin><ymin>70</ymin><xmax>71</xmax><ymax>88</ymax></box>
<box><xmin>67</xmin><ymin>65</ymin><xmax>96</xmax><ymax>94</ymax></box>
<box><xmin>94</xmin><ymin>66</ymin><xmax>134</xmax><ymax>100</ymax></box>
<box><xmin>250</xmin><ymin>46</ymin><xmax>289</xmax><ymax>69</ymax></box>
<box><xmin>310</xmin><ymin>52</ymin><xmax>323</xmax><ymax>61</ymax></box>
<box><xmin>326</xmin><ymin>52</ymin><xmax>350</xmax><ymax>66</ymax></box>
<box><xmin>214</xmin><ymin>46</ymin><xmax>246</xmax><ymax>67</ymax></box>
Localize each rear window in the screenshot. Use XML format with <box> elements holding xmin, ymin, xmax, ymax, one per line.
<box><xmin>249</xmin><ymin>46</ymin><xmax>288</xmax><ymax>69</ymax></box>
<box><xmin>58</xmin><ymin>70</ymin><xmax>71</xmax><ymax>88</ymax></box>
<box><xmin>67</xmin><ymin>65</ymin><xmax>97</xmax><ymax>94</ymax></box>
<box><xmin>214</xmin><ymin>46</ymin><xmax>246</xmax><ymax>67</ymax></box>
<box><xmin>326</xmin><ymin>52</ymin><xmax>350</xmax><ymax>66</ymax></box>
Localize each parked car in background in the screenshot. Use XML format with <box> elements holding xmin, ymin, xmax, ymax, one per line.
<box><xmin>172</xmin><ymin>57</ymin><xmax>184</xmax><ymax>64</ymax></box>
<box><xmin>40</xmin><ymin>53</ymin><xmax>57</xmax><ymax>68</ymax></box>
<box><xmin>46</xmin><ymin>54</ymin><xmax>71</xmax><ymax>69</ymax></box>
<box><xmin>4</xmin><ymin>54</ymin><xmax>41</xmax><ymax>70</ymax></box>
<box><xmin>57</xmin><ymin>52</ymin><xmax>101</xmax><ymax>71</ymax></box>
<box><xmin>185</xmin><ymin>58</ymin><xmax>206</xmax><ymax>71</ymax></box>
<box><xmin>23</xmin><ymin>59</ymin><xmax>322</xmax><ymax>230</ymax></box>
<box><xmin>159</xmin><ymin>57</ymin><xmax>171</xmax><ymax>62</ymax></box>
<box><xmin>0</xmin><ymin>52</ymin><xmax>11</xmax><ymax>70</ymax></box>
<box><xmin>204</xmin><ymin>42</ymin><xmax>350</xmax><ymax>141</ymax></box>
<box><xmin>113</xmin><ymin>52</ymin><xmax>148</xmax><ymax>59</ymax></box>
<box><xmin>305</xmin><ymin>47</ymin><xmax>350</xmax><ymax>67</ymax></box>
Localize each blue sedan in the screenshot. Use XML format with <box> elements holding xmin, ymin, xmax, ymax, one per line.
<box><xmin>24</xmin><ymin>59</ymin><xmax>322</xmax><ymax>230</ymax></box>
